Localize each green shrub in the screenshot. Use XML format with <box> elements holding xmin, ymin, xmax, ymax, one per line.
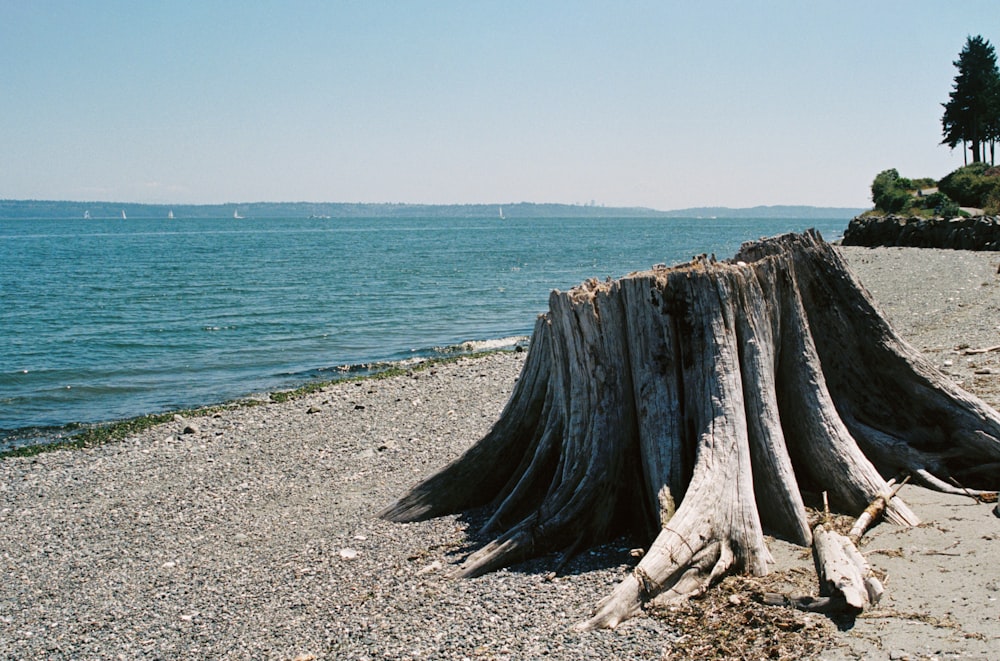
<box><xmin>984</xmin><ymin>189</ymin><xmax>1000</xmax><ymax>215</ymax></box>
<box><xmin>884</xmin><ymin>188</ymin><xmax>914</xmax><ymax>213</ymax></box>
<box><xmin>871</xmin><ymin>169</ymin><xmax>915</xmax><ymax>213</ymax></box>
<box><xmin>938</xmin><ymin>163</ymin><xmax>1000</xmax><ymax>208</ymax></box>
<box><xmin>921</xmin><ymin>191</ymin><xmax>960</xmax><ymax>218</ymax></box>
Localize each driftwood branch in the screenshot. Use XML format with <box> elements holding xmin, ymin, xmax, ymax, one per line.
<box><xmin>848</xmin><ymin>476</ymin><xmax>909</xmax><ymax>543</ymax></box>
<box><xmin>813</xmin><ymin>525</ymin><xmax>883</xmax><ymax>612</ymax></box>
<box><xmin>766</xmin><ymin>524</ymin><xmax>883</xmax><ymax>614</ymax></box>
<box><xmin>963</xmin><ymin>344</ymin><xmax>1000</xmax><ymax>355</ymax></box>
<box><xmin>766</xmin><ymin>483</ymin><xmax>901</xmax><ymax>616</ymax></box>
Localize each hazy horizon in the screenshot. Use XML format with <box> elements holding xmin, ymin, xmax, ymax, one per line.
<box><xmin>1</xmin><ymin>199</ymin><xmax>866</xmax><ymax>214</ymax></box>
<box><xmin>2</xmin><ymin>2</ymin><xmax>995</xmax><ymax>209</ymax></box>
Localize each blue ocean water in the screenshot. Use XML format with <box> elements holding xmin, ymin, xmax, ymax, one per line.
<box><xmin>0</xmin><ymin>215</ymin><xmax>848</xmax><ymax>448</ymax></box>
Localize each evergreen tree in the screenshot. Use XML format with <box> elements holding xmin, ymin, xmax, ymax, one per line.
<box><xmin>941</xmin><ymin>35</ymin><xmax>1000</xmax><ymax>164</ymax></box>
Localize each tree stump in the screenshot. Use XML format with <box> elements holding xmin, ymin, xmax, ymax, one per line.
<box><xmin>381</xmin><ymin>230</ymin><xmax>1000</xmax><ymax>630</ymax></box>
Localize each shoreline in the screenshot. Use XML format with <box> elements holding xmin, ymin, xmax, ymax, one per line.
<box><xmin>1</xmin><ymin>246</ymin><xmax>999</xmax><ymax>659</ymax></box>
<box><xmin>0</xmin><ymin>335</ymin><xmax>531</xmax><ymax>457</ymax></box>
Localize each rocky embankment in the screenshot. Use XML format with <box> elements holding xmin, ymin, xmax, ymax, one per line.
<box><xmin>842</xmin><ymin>214</ymin><xmax>1000</xmax><ymax>250</ymax></box>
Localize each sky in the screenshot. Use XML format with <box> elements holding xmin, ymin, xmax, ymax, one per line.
<box><xmin>1</xmin><ymin>1</ymin><xmax>997</xmax><ymax>210</ymax></box>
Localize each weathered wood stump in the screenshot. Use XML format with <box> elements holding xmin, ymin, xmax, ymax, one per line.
<box><xmin>382</xmin><ymin>230</ymin><xmax>1000</xmax><ymax>630</ymax></box>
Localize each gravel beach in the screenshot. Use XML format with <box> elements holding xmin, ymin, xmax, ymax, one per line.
<box><xmin>2</xmin><ymin>245</ymin><xmax>999</xmax><ymax>660</ymax></box>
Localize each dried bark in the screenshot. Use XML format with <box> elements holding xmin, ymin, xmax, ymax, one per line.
<box><xmin>381</xmin><ymin>230</ymin><xmax>1000</xmax><ymax>630</ymax></box>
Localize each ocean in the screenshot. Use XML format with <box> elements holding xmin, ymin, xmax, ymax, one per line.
<box><xmin>0</xmin><ymin>215</ymin><xmax>848</xmax><ymax>450</ymax></box>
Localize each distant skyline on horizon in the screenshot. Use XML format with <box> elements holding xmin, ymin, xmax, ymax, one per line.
<box><xmin>1</xmin><ymin>198</ymin><xmax>866</xmax><ymax>214</ymax></box>
<box><xmin>1</xmin><ymin>2</ymin><xmax>996</xmax><ymax>210</ymax></box>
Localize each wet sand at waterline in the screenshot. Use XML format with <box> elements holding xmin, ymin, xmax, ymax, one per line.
<box><xmin>1</xmin><ymin>246</ymin><xmax>998</xmax><ymax>660</ymax></box>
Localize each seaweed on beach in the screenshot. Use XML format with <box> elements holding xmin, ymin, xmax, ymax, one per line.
<box><xmin>650</xmin><ymin>573</ymin><xmax>837</xmax><ymax>660</ymax></box>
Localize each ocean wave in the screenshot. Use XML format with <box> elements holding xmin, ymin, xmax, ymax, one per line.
<box><xmin>439</xmin><ymin>336</ymin><xmax>530</xmax><ymax>353</ymax></box>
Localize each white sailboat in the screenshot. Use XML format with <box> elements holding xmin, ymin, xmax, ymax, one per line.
<box><xmin>83</xmin><ymin>210</ymin><xmax>90</xmax><ymax>219</ymax></box>
<box><xmin>499</xmin><ymin>206</ymin><xmax>505</xmax><ymax>220</ymax></box>
<box><xmin>233</xmin><ymin>209</ymin><xmax>243</xmax><ymax>219</ymax></box>
<box><xmin>168</xmin><ymin>210</ymin><xmax>174</xmax><ymax>219</ymax></box>
<box><xmin>121</xmin><ymin>210</ymin><xmax>127</xmax><ymax>220</ymax></box>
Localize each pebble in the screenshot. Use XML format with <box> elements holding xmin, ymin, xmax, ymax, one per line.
<box><xmin>842</xmin><ymin>247</ymin><xmax>1000</xmax><ymax>410</ymax></box>
<box><xmin>4</xmin><ymin>351</ymin><xmax>676</xmax><ymax>659</ymax></box>
<box><xmin>416</xmin><ymin>560</ymin><xmax>443</xmax><ymax>575</ymax></box>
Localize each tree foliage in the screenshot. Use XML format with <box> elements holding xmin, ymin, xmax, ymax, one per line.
<box><xmin>941</xmin><ymin>35</ymin><xmax>1000</xmax><ymax>164</ymax></box>
<box><xmin>870</xmin><ymin>169</ymin><xmax>913</xmax><ymax>213</ymax></box>
<box><xmin>919</xmin><ymin>191</ymin><xmax>961</xmax><ymax>218</ymax></box>
<box><xmin>938</xmin><ymin>162</ymin><xmax>1000</xmax><ymax>210</ymax></box>
<box><xmin>871</xmin><ymin>169</ymin><xmax>962</xmax><ymax>218</ymax></box>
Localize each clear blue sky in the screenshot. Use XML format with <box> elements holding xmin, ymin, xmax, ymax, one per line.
<box><xmin>1</xmin><ymin>1</ymin><xmax>997</xmax><ymax>209</ymax></box>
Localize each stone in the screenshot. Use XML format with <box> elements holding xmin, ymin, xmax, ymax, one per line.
<box><xmin>843</xmin><ymin>214</ymin><xmax>1000</xmax><ymax>250</ymax></box>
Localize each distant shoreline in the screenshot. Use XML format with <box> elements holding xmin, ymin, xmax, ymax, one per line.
<box><xmin>0</xmin><ymin>199</ymin><xmax>866</xmax><ymax>221</ymax></box>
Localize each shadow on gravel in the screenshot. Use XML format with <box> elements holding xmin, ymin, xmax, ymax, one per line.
<box><xmin>449</xmin><ymin>506</ymin><xmax>645</xmax><ymax>578</ymax></box>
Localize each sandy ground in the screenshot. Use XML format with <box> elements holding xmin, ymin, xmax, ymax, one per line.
<box><xmin>1</xmin><ymin>245</ymin><xmax>999</xmax><ymax>660</ymax></box>
<box><xmin>816</xmin><ymin>487</ymin><xmax>999</xmax><ymax>659</ymax></box>
<box><xmin>814</xmin><ymin>247</ymin><xmax>1000</xmax><ymax>660</ymax></box>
